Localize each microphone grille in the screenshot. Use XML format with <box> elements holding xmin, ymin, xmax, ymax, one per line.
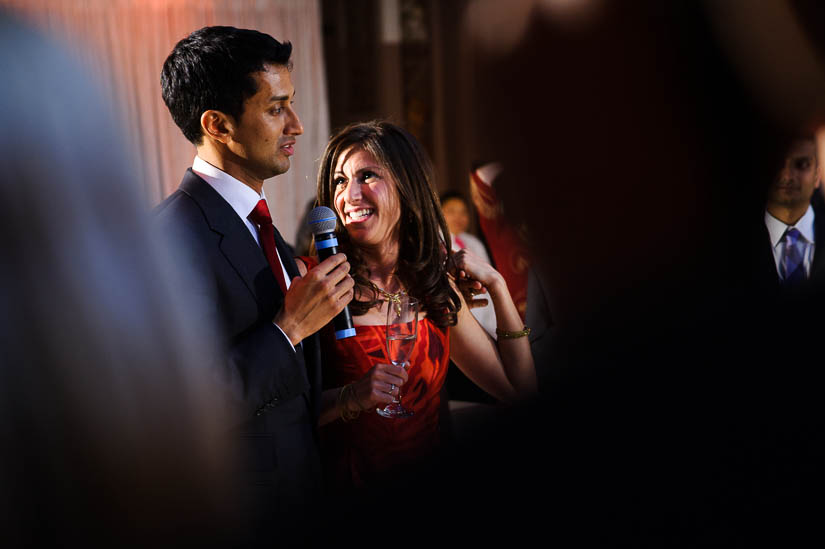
<box><xmin>307</xmin><ymin>206</ymin><xmax>338</xmax><ymax>235</ymax></box>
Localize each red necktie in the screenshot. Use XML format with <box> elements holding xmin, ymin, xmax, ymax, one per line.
<box><xmin>248</xmin><ymin>199</ymin><xmax>288</xmax><ymax>294</ymax></box>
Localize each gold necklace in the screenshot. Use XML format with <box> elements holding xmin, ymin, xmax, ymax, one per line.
<box><xmin>368</xmin><ymin>280</ymin><xmax>406</xmax><ymax>315</ymax></box>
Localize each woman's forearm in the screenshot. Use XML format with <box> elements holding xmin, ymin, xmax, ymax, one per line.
<box><xmin>319</xmin><ymin>386</ymin><xmax>362</xmax><ymax>426</ymax></box>
<box><xmin>487</xmin><ymin>275</ymin><xmax>538</xmax><ymax>398</ymax></box>
<box><xmin>319</xmin><ymin>388</ymin><xmax>342</xmax><ymax>426</ymax></box>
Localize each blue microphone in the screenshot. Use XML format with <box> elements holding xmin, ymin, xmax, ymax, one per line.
<box><xmin>308</xmin><ymin>206</ymin><xmax>356</xmax><ymax>339</ymax></box>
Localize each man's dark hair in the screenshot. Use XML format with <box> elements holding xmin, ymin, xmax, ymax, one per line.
<box><xmin>161</xmin><ymin>26</ymin><xmax>292</xmax><ymax>144</ymax></box>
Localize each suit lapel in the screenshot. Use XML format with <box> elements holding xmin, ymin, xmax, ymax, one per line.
<box><xmin>271</xmin><ymin>210</ymin><xmax>323</xmax><ymax>418</ymax></box>
<box><xmin>272</xmin><ymin>223</ymin><xmax>299</xmax><ymax>284</ymax></box>
<box><xmin>812</xmin><ymin>210</ymin><xmax>825</xmax><ymax>279</ymax></box>
<box><xmin>757</xmin><ymin>223</ymin><xmax>780</xmax><ymax>285</ymax></box>
<box><xmin>180</xmin><ymin>169</ymin><xmax>281</xmax><ymax>309</ymax></box>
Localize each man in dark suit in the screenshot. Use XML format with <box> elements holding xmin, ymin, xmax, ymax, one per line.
<box><xmin>154</xmin><ymin>26</ymin><xmax>354</xmax><ymax>543</ymax></box>
<box><xmin>760</xmin><ymin>136</ymin><xmax>824</xmax><ymax>288</ymax></box>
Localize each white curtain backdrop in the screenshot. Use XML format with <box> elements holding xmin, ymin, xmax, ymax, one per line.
<box><xmin>1</xmin><ymin>0</ymin><xmax>329</xmax><ymax>245</ymax></box>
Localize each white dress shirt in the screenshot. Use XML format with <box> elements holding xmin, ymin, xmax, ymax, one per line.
<box><xmin>193</xmin><ymin>156</ymin><xmax>296</xmax><ymax>349</ymax></box>
<box><xmin>764</xmin><ymin>205</ymin><xmax>816</xmax><ymax>279</ymax></box>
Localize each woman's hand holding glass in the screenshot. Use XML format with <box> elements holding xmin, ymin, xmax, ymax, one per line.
<box><xmin>348</xmin><ymin>363</ymin><xmax>409</xmax><ymax>410</ymax></box>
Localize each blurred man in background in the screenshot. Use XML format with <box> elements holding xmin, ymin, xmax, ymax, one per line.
<box><xmin>762</xmin><ymin>136</ymin><xmax>823</xmax><ymax>287</ymax></box>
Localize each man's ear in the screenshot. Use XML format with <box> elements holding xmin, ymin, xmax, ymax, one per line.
<box><xmin>200</xmin><ymin>110</ymin><xmax>234</xmax><ymax>144</ymax></box>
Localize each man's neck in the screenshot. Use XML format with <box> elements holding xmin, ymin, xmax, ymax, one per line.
<box><xmin>766</xmin><ymin>203</ymin><xmax>808</xmax><ymax>226</ymax></box>
<box><xmin>197</xmin><ymin>146</ymin><xmax>265</xmax><ymax>194</ymax></box>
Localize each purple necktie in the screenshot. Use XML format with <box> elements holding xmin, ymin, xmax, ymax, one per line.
<box><xmin>780</xmin><ymin>227</ymin><xmax>806</xmax><ymax>286</ymax></box>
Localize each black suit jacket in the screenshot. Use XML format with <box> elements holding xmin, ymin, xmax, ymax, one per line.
<box><xmin>154</xmin><ymin>170</ymin><xmax>322</xmax><ymax>536</ymax></box>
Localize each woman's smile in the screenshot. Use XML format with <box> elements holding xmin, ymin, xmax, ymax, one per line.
<box><xmin>344</xmin><ymin>207</ymin><xmax>375</xmax><ymax>223</ymax></box>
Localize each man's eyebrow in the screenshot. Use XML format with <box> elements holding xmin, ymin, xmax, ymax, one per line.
<box><xmin>269</xmin><ymin>90</ymin><xmax>296</xmax><ymax>103</ymax></box>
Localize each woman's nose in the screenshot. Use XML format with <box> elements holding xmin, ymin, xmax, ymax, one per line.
<box><xmin>344</xmin><ymin>179</ymin><xmax>361</xmax><ymax>201</ymax></box>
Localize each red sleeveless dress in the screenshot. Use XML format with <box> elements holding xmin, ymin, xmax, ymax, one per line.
<box><xmin>319</xmin><ymin>320</ymin><xmax>450</xmax><ymax>489</ymax></box>
<box><xmin>302</xmin><ymin>257</ymin><xmax>450</xmax><ymax>489</ymax></box>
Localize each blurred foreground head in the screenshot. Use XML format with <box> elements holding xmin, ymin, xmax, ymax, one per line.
<box><xmin>409</xmin><ymin>2</ymin><xmax>825</xmax><ymax>544</ymax></box>
<box><xmin>0</xmin><ymin>12</ymin><xmax>238</xmax><ymax>547</ymax></box>
<box><xmin>466</xmin><ymin>0</ymin><xmax>825</xmax><ymax>329</ymax></box>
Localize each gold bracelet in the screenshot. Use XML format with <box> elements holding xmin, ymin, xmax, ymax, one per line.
<box><xmin>496</xmin><ymin>326</ymin><xmax>531</xmax><ymax>339</ymax></box>
<box><xmin>351</xmin><ymin>386</ymin><xmax>370</xmax><ymax>412</ymax></box>
<box><xmin>338</xmin><ymin>384</ymin><xmax>361</xmax><ymax>422</ymax></box>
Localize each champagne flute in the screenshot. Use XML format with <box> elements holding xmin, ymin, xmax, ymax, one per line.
<box><xmin>377</xmin><ymin>295</ymin><xmax>418</xmax><ymax>418</ymax></box>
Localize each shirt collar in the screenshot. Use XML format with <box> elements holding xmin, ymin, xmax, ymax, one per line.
<box><xmin>764</xmin><ymin>205</ymin><xmax>815</xmax><ymax>248</ymax></box>
<box><xmin>192</xmin><ymin>156</ymin><xmax>266</xmax><ymax>220</ymax></box>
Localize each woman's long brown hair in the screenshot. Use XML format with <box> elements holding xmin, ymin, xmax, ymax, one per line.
<box><xmin>317</xmin><ymin>121</ymin><xmax>460</xmax><ymax>327</ymax></box>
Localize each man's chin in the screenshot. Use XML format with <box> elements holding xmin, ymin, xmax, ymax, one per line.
<box><xmin>771</xmin><ymin>188</ymin><xmax>800</xmax><ymax>201</ymax></box>
<box><xmin>267</xmin><ymin>159</ymin><xmax>291</xmax><ymax>179</ymax></box>
<box><xmin>769</xmin><ymin>195</ymin><xmax>805</xmax><ymax>209</ymax></box>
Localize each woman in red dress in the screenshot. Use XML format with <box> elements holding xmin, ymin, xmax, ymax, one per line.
<box><xmin>297</xmin><ymin>121</ymin><xmax>536</xmax><ymax>491</ymax></box>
